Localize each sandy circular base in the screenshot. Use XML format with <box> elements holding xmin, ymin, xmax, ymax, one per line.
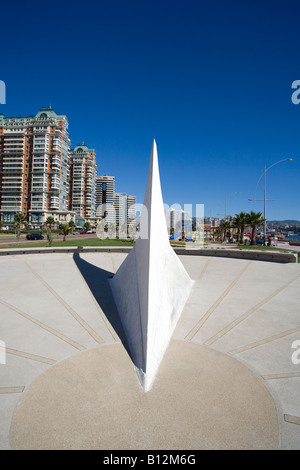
<box><xmin>10</xmin><ymin>340</ymin><xmax>278</xmax><ymax>450</ymax></box>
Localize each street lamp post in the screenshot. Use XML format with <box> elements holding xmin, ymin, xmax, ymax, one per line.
<box><xmin>249</xmin><ymin>158</ymin><xmax>292</xmax><ymax>245</ymax></box>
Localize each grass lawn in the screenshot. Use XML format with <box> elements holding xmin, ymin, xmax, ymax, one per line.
<box><xmin>0</xmin><ymin>238</ymin><xmax>135</xmax><ymax>249</ymax></box>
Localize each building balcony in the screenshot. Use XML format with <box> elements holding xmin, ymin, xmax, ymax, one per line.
<box><xmin>48</xmin><ymin>188</ymin><xmax>60</xmax><ymax>194</ymax></box>
<box><xmin>3</xmin><ymin>150</ymin><xmax>24</xmax><ymax>155</ymax></box>
<box><xmin>2</xmin><ymin>155</ymin><xmax>24</xmax><ymax>160</ymax></box>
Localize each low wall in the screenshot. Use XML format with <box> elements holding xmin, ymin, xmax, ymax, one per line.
<box><xmin>0</xmin><ymin>246</ymin><xmax>132</xmax><ymax>256</ymax></box>
<box><xmin>174</xmin><ymin>248</ymin><xmax>298</xmax><ymax>263</ymax></box>
<box><xmin>0</xmin><ymin>246</ymin><xmax>297</xmax><ymax>263</ymax></box>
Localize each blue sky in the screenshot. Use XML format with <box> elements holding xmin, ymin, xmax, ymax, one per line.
<box><xmin>1</xmin><ymin>0</ymin><xmax>299</xmax><ymax>220</ymax></box>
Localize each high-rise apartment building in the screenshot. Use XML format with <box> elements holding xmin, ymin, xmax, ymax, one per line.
<box><xmin>126</xmin><ymin>195</ymin><xmax>136</xmax><ymax>224</ymax></box>
<box><xmin>113</xmin><ymin>193</ymin><xmax>136</xmax><ymax>235</ymax></box>
<box><xmin>114</xmin><ymin>193</ymin><xmax>136</xmax><ymax>226</ymax></box>
<box><xmin>114</xmin><ymin>192</ymin><xmax>127</xmax><ymax>226</ymax></box>
<box><xmin>95</xmin><ymin>175</ymin><xmax>115</xmax><ymax>222</ymax></box>
<box><xmin>69</xmin><ymin>144</ymin><xmax>97</xmax><ymax>219</ymax></box>
<box><xmin>0</xmin><ymin>106</ymin><xmax>72</xmax><ymax>226</ymax></box>
<box><xmin>0</xmin><ymin>106</ymin><xmax>135</xmax><ymax>230</ymax></box>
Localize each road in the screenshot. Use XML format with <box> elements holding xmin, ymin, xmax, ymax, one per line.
<box><xmin>0</xmin><ymin>233</ymin><xmax>98</xmax><ymax>246</ymax></box>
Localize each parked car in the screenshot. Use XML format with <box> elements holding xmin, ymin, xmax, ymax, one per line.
<box><xmin>26</xmin><ymin>233</ymin><xmax>44</xmax><ymax>240</ymax></box>
<box><xmin>72</xmin><ymin>231</ymin><xmax>79</xmax><ymax>235</ymax></box>
<box><xmin>86</xmin><ymin>229</ymin><xmax>93</xmax><ymax>234</ymax></box>
<box><xmin>80</xmin><ymin>230</ymin><xmax>86</xmax><ymax>234</ymax></box>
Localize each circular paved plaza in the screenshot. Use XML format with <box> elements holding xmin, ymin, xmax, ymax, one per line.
<box><xmin>0</xmin><ymin>250</ymin><xmax>300</xmax><ymax>449</ymax></box>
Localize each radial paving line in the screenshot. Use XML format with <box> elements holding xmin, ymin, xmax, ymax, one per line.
<box><xmin>185</xmin><ymin>260</ymin><xmax>252</xmax><ymax>341</ymax></box>
<box><xmin>22</xmin><ymin>260</ymin><xmax>104</xmax><ymax>344</ymax></box>
<box><xmin>0</xmin><ymin>344</ymin><xmax>56</xmax><ymax>365</ymax></box>
<box><xmin>205</xmin><ymin>273</ymin><xmax>300</xmax><ymax>346</ymax></box>
<box><xmin>262</xmin><ymin>372</ymin><xmax>300</xmax><ymax>380</ymax></box>
<box><xmin>0</xmin><ymin>298</ymin><xmax>85</xmax><ymax>351</ymax></box>
<box><xmin>197</xmin><ymin>257</ymin><xmax>211</xmax><ymax>281</ymax></box>
<box><xmin>284</xmin><ymin>415</ymin><xmax>300</xmax><ymax>425</ymax></box>
<box><xmin>229</xmin><ymin>326</ymin><xmax>300</xmax><ymax>355</ymax></box>
<box><xmin>0</xmin><ymin>387</ymin><xmax>25</xmax><ymax>394</ymax></box>
<box><xmin>110</xmin><ymin>253</ymin><xmax>117</xmax><ymax>273</ymax></box>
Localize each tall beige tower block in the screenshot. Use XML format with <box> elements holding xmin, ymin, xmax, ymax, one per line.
<box><xmin>110</xmin><ymin>140</ymin><xmax>194</xmax><ymax>391</ymax></box>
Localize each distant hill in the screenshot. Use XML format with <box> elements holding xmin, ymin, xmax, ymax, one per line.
<box><xmin>268</xmin><ymin>220</ymin><xmax>300</xmax><ymax>225</ymax></box>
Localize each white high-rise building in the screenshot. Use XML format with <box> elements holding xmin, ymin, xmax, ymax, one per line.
<box><xmin>114</xmin><ymin>192</ymin><xmax>127</xmax><ymax>226</ymax></box>
<box><xmin>126</xmin><ymin>195</ymin><xmax>136</xmax><ymax>223</ymax></box>
<box><xmin>95</xmin><ymin>175</ymin><xmax>115</xmax><ymax>222</ymax></box>
<box><xmin>69</xmin><ymin>144</ymin><xmax>97</xmax><ymax>219</ymax></box>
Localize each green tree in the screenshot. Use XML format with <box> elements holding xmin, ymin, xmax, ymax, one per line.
<box><xmin>233</xmin><ymin>214</ymin><xmax>241</xmax><ymax>242</ymax></box>
<box><xmin>60</xmin><ymin>223</ymin><xmax>70</xmax><ymax>242</ymax></box>
<box><xmin>215</xmin><ymin>226</ymin><xmax>222</xmax><ymax>242</ymax></box>
<box><xmin>220</xmin><ymin>220</ymin><xmax>231</xmax><ymax>242</ymax></box>
<box><xmin>84</xmin><ymin>221</ymin><xmax>91</xmax><ymax>231</ymax></box>
<box><xmin>45</xmin><ymin>216</ymin><xmax>55</xmax><ymax>247</ymax></box>
<box><xmin>69</xmin><ymin>219</ymin><xmax>76</xmax><ymax>232</ymax></box>
<box><xmin>14</xmin><ymin>212</ymin><xmax>26</xmax><ymax>240</ymax></box>
<box><xmin>234</xmin><ymin>211</ymin><xmax>248</xmax><ymax>244</ymax></box>
<box><xmin>246</xmin><ymin>211</ymin><xmax>265</xmax><ymax>245</ymax></box>
<box><xmin>45</xmin><ymin>216</ymin><xmax>55</xmax><ymax>229</ymax></box>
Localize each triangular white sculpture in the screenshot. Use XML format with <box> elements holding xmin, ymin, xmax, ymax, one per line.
<box><xmin>110</xmin><ymin>140</ymin><xmax>194</xmax><ymax>391</ymax></box>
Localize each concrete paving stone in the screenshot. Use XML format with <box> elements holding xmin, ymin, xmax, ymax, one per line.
<box><xmin>0</xmin><ymin>394</ymin><xmax>23</xmax><ymax>450</ymax></box>
<box><xmin>190</xmin><ymin>263</ymin><xmax>300</xmax><ymax>345</ymax></box>
<box><xmin>177</xmin><ymin>254</ymin><xmax>210</xmax><ymax>280</ymax></box>
<box><xmin>21</xmin><ymin>255</ymin><xmax>116</xmax><ymax>344</ymax></box>
<box><xmin>1</xmin><ymin>302</ymin><xmax>83</xmax><ymax>360</ymax></box>
<box><xmin>279</xmin><ymin>420</ymin><xmax>300</xmax><ymax>450</ymax></box>
<box><xmin>225</xmin><ymin>331</ymin><xmax>300</xmax><ymax>376</ymax></box>
<box><xmin>0</xmin><ymin>262</ymin><xmax>102</xmax><ymax>350</ymax></box>
<box><xmin>266</xmin><ymin>377</ymin><xmax>300</xmax><ymax>416</ymax></box>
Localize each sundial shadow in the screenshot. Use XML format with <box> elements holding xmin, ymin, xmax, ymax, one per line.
<box><xmin>72</xmin><ymin>252</ymin><xmax>131</xmax><ymax>358</ymax></box>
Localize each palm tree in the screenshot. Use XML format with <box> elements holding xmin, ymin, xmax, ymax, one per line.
<box><xmin>45</xmin><ymin>216</ymin><xmax>55</xmax><ymax>247</ymax></box>
<box><xmin>234</xmin><ymin>211</ymin><xmax>248</xmax><ymax>244</ymax></box>
<box><xmin>45</xmin><ymin>216</ymin><xmax>55</xmax><ymax>230</ymax></box>
<box><xmin>69</xmin><ymin>219</ymin><xmax>75</xmax><ymax>232</ymax></box>
<box><xmin>60</xmin><ymin>223</ymin><xmax>70</xmax><ymax>242</ymax></box>
<box><xmin>215</xmin><ymin>226</ymin><xmax>222</xmax><ymax>242</ymax></box>
<box><xmin>246</xmin><ymin>211</ymin><xmax>265</xmax><ymax>245</ymax></box>
<box><xmin>14</xmin><ymin>212</ymin><xmax>26</xmax><ymax>240</ymax></box>
<box><xmin>220</xmin><ymin>220</ymin><xmax>231</xmax><ymax>242</ymax></box>
<box><xmin>233</xmin><ymin>214</ymin><xmax>241</xmax><ymax>242</ymax></box>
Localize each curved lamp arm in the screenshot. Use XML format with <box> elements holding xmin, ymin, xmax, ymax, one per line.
<box><xmin>252</xmin><ymin>158</ymin><xmax>292</xmax><ymax>200</ymax></box>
